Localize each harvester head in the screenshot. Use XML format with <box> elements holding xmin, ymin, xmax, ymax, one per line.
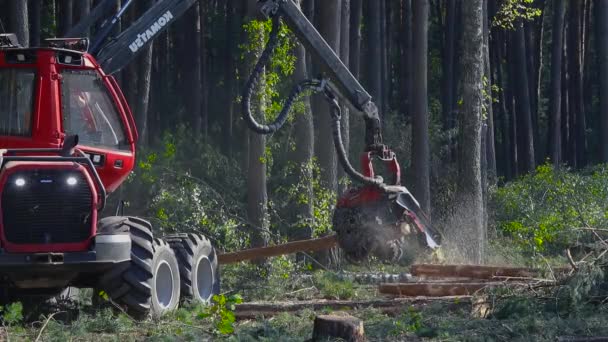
<box><xmin>333</xmin><ymin>151</ymin><xmax>441</xmax><ymax>262</ymax></box>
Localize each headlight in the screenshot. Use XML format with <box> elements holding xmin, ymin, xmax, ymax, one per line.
<box><xmin>14</xmin><ymin>178</ymin><xmax>25</xmax><ymax>187</ymax></box>
<box><xmin>66</xmin><ymin>177</ymin><xmax>78</xmax><ymax>186</ymax></box>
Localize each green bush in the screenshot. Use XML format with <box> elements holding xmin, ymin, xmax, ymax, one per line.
<box><xmin>492</xmin><ymin>163</ymin><xmax>608</xmax><ymax>256</ymax></box>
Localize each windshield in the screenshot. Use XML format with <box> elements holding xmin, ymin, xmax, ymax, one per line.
<box><xmin>61</xmin><ymin>70</ymin><xmax>128</xmax><ymax>150</ymax></box>
<box><xmin>0</xmin><ymin>69</ymin><xmax>35</xmax><ymax>136</ymax></box>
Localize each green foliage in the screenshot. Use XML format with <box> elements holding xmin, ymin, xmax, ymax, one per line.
<box><xmin>493</xmin><ymin>0</ymin><xmax>543</xmax><ymax>30</ymax></box>
<box><xmin>198</xmin><ymin>294</ymin><xmax>243</xmax><ymax>335</ymax></box>
<box><xmin>123</xmin><ymin>125</ymin><xmax>246</xmax><ymax>251</ymax></box>
<box><xmin>0</xmin><ymin>302</ymin><xmax>23</xmax><ymax>326</ymax></box>
<box><xmin>493</xmin><ymin>163</ymin><xmax>608</xmax><ymax>256</ymax></box>
<box><xmin>313</xmin><ymin>271</ymin><xmax>356</xmax><ymax>300</ymax></box>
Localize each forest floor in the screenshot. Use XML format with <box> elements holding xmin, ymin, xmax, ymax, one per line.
<box><xmin>3</xmin><ymin>260</ymin><xmax>608</xmax><ymax>341</ymax></box>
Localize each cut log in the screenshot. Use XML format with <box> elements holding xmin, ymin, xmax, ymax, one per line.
<box><xmin>312</xmin><ymin>314</ymin><xmax>366</xmax><ymax>342</ymax></box>
<box><xmin>235</xmin><ymin>297</ymin><xmax>471</xmax><ymax>319</ymax></box>
<box><xmin>218</xmin><ymin>235</ymin><xmax>338</xmax><ymax>264</ymax></box>
<box><xmin>379</xmin><ymin>282</ymin><xmax>510</xmax><ymax>297</ymax></box>
<box><xmin>410</xmin><ymin>264</ymin><xmax>569</xmax><ymax>279</ymax></box>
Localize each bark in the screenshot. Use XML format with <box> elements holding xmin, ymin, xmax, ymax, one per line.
<box><xmin>58</xmin><ymin>0</ymin><xmax>73</xmax><ymax>37</ymax></box>
<box><xmin>8</xmin><ymin>0</ymin><xmax>29</xmax><ymax>47</ymax></box>
<box><xmin>244</xmin><ymin>2</ymin><xmax>270</xmax><ymax>251</ymax></box>
<box><xmin>218</xmin><ymin>236</ymin><xmax>337</xmax><ymax>264</ymax></box>
<box><xmin>492</xmin><ymin>28</ymin><xmax>512</xmax><ymax>180</ymax></box>
<box><xmin>399</xmin><ymin>0</ymin><xmax>413</xmax><ymax>119</ymax></box>
<box><xmin>313</xmin><ymin>0</ymin><xmax>341</xmax><ymax>192</ymax></box>
<box><xmin>29</xmin><ymin>0</ymin><xmax>42</xmax><ymax>46</ymax></box>
<box><xmin>483</xmin><ymin>0</ymin><xmax>496</xmax><ymax>184</ymax></box>
<box><xmin>568</xmin><ymin>0</ymin><xmax>586</xmax><ymax>168</ymax></box>
<box><xmin>410</xmin><ymin>264</ymin><xmax>570</xmax><ymax>279</ymax></box>
<box><xmin>134</xmin><ymin>0</ymin><xmax>155</xmax><ymax>147</ymax></box>
<box><xmin>550</xmin><ymin>0</ymin><xmax>566</xmax><ymax>166</ymax></box>
<box><xmin>337</xmin><ymin>0</ymin><xmax>350</xmax><ymax>193</ymax></box>
<box><xmin>411</xmin><ymin>0</ymin><xmax>431</xmax><ymax>213</ymax></box>
<box><xmin>291</xmin><ymin>0</ymin><xmax>315</xmax><ymax>242</ymax></box>
<box><xmin>366</xmin><ymin>0</ymin><xmax>383</xmax><ymax>110</ymax></box>
<box><xmin>512</xmin><ymin>22</ymin><xmax>535</xmax><ymax>173</ymax></box>
<box><xmin>458</xmin><ymin>0</ymin><xmax>485</xmax><ymax>263</ymax></box>
<box><xmin>442</xmin><ymin>0</ymin><xmax>457</xmax><ymax>131</ymax></box>
<box><xmin>199</xmin><ymin>0</ymin><xmax>209</xmax><ymax>138</ymax></box>
<box><xmin>223</xmin><ymin>0</ymin><xmax>237</xmax><ymax>154</ymax></box>
<box><xmin>598</xmin><ymin>0</ymin><xmax>608</xmax><ymax>162</ymax></box>
<box><xmin>348</xmin><ymin>0</ymin><xmax>362</xmax><ymax>78</ymax></box>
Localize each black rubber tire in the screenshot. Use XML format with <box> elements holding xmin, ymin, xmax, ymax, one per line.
<box><xmin>165</xmin><ymin>233</ymin><xmax>220</xmax><ymax>303</ymax></box>
<box><xmin>149</xmin><ymin>238</ymin><xmax>181</xmax><ymax>317</ymax></box>
<box><xmin>98</xmin><ymin>216</ymin><xmax>154</xmax><ymax>319</ymax></box>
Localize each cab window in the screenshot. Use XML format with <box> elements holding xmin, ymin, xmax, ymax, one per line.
<box><xmin>0</xmin><ymin>69</ymin><xmax>35</xmax><ymax>136</ymax></box>
<box><xmin>60</xmin><ymin>70</ymin><xmax>128</xmax><ymax>150</ymax></box>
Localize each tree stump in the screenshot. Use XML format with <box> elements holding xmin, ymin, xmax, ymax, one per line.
<box><xmin>312</xmin><ymin>314</ymin><xmax>366</xmax><ymax>342</ymax></box>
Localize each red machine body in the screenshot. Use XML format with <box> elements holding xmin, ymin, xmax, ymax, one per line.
<box><xmin>0</xmin><ymin>47</ymin><xmax>138</xmax><ymax>253</ymax></box>
<box><xmin>0</xmin><ymin>48</ymin><xmax>137</xmax><ymax>191</ymax></box>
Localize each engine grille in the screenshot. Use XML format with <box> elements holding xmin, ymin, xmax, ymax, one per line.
<box><xmin>1</xmin><ymin>169</ymin><xmax>93</xmax><ymax>245</ymax></box>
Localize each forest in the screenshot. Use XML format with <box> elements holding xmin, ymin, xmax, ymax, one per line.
<box><xmin>0</xmin><ymin>0</ymin><xmax>608</xmax><ymax>340</ymax></box>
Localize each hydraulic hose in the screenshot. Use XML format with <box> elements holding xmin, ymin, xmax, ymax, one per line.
<box><xmin>326</xmin><ymin>96</ymin><xmax>385</xmax><ymax>188</ymax></box>
<box><xmin>242</xmin><ymin>16</ymin><xmax>320</xmax><ymax>135</ymax></box>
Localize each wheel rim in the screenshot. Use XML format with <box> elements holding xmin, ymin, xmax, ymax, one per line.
<box><xmin>196</xmin><ymin>256</ymin><xmax>214</xmax><ymax>302</ymax></box>
<box><xmin>155</xmin><ymin>260</ymin><xmax>174</xmax><ymax>309</ymax></box>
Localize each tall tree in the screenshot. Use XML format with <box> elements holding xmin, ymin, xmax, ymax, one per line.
<box><xmin>348</xmin><ymin>0</ymin><xmax>362</xmax><ymax>78</ymax></box>
<box><xmin>398</xmin><ymin>0</ymin><xmax>413</xmax><ymax>119</ymax></box>
<box><xmin>598</xmin><ymin>0</ymin><xmax>608</xmax><ymax>163</ymax></box>
<box><xmin>511</xmin><ymin>22</ymin><xmax>535</xmax><ymax>173</ymax></box>
<box><xmin>483</xmin><ymin>0</ymin><xmax>496</xmax><ymax>183</ymax></box>
<box><xmin>245</xmin><ymin>3</ymin><xmax>269</xmax><ymax>250</ymax></box>
<box><xmin>132</xmin><ymin>0</ymin><xmax>155</xmax><ymax>147</ymax></box>
<box><xmin>58</xmin><ymin>0</ymin><xmax>73</xmax><ymax>37</ymax></box>
<box><xmin>338</xmin><ymin>0</ymin><xmax>350</xmax><ymax>192</ymax></box>
<box><xmin>313</xmin><ymin>0</ymin><xmax>341</xmax><ymax>193</ymax></box>
<box><xmin>366</xmin><ymin>0</ymin><xmax>383</xmax><ymax>113</ymax></box>
<box><xmin>411</xmin><ymin>0</ymin><xmax>431</xmax><ymax>213</ymax></box>
<box><xmin>568</xmin><ymin>0</ymin><xmax>586</xmax><ymax>168</ymax></box>
<box><xmin>549</xmin><ymin>0</ymin><xmax>566</xmax><ymax>166</ymax></box>
<box><xmin>291</xmin><ymin>0</ymin><xmax>315</xmax><ymax>242</ymax></box>
<box><xmin>441</xmin><ymin>0</ymin><xmax>458</xmax><ymax>132</ymax></box>
<box><xmin>459</xmin><ymin>0</ymin><xmax>485</xmax><ymax>264</ymax></box>
<box><xmin>8</xmin><ymin>0</ymin><xmax>29</xmax><ymax>47</ymax></box>
<box><xmin>29</xmin><ymin>0</ymin><xmax>42</xmax><ymax>47</ymax></box>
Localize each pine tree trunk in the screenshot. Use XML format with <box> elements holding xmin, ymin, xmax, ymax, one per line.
<box><xmin>9</xmin><ymin>0</ymin><xmax>29</xmax><ymax>47</ymax></box>
<box><xmin>29</xmin><ymin>0</ymin><xmax>42</xmax><ymax>47</ymax></box>
<box><xmin>567</xmin><ymin>0</ymin><xmax>586</xmax><ymax>168</ymax></box>
<box><xmin>338</xmin><ymin>0</ymin><xmax>350</xmax><ymax>193</ymax></box>
<box><xmin>411</xmin><ymin>0</ymin><xmax>431</xmax><ymax>213</ymax></box>
<box><xmin>512</xmin><ymin>22</ymin><xmax>535</xmax><ymax>173</ymax></box>
<box><xmin>367</xmin><ymin>0</ymin><xmax>383</xmax><ymax>111</ymax></box>
<box><xmin>550</xmin><ymin>0</ymin><xmax>566</xmax><ymax>166</ymax></box>
<box><xmin>598</xmin><ymin>0</ymin><xmax>608</xmax><ymax>162</ymax></box>
<box><xmin>483</xmin><ymin>0</ymin><xmax>496</xmax><ymax>184</ymax></box>
<box><xmin>459</xmin><ymin>0</ymin><xmax>485</xmax><ymax>264</ymax></box>
<box><xmin>199</xmin><ymin>0</ymin><xmax>209</xmax><ymax>139</ymax></box>
<box><xmin>134</xmin><ymin>0</ymin><xmax>155</xmax><ymax>147</ymax></box>
<box><xmin>313</xmin><ymin>0</ymin><xmax>341</xmax><ymax>192</ymax></box>
<box><xmin>58</xmin><ymin>0</ymin><xmax>73</xmax><ymax>37</ymax></box>
<box><xmin>399</xmin><ymin>0</ymin><xmax>413</xmax><ymax>119</ymax></box>
<box><xmin>244</xmin><ymin>3</ymin><xmax>269</xmax><ymax>251</ymax></box>
<box><xmin>442</xmin><ymin>0</ymin><xmax>457</xmax><ymax>132</ymax></box>
<box><xmin>291</xmin><ymin>0</ymin><xmax>314</xmax><ymax>242</ymax></box>
<box><xmin>349</xmin><ymin>0</ymin><xmax>362</xmax><ymax>79</ymax></box>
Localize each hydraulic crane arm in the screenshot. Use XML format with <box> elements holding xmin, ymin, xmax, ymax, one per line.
<box><xmin>252</xmin><ymin>0</ymin><xmax>384</xmax><ymax>150</ymax></box>
<box><xmin>67</xmin><ymin>0</ymin><xmax>197</xmax><ymax>75</ymax></box>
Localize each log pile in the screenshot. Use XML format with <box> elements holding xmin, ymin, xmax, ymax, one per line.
<box><xmin>378</xmin><ymin>263</ymin><xmax>566</xmax><ymax>298</ymax></box>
